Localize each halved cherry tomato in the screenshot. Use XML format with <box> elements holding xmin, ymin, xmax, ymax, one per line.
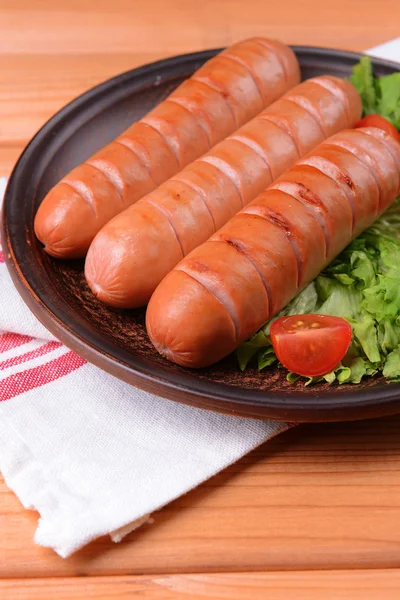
<box><xmin>270</xmin><ymin>314</ymin><xmax>352</xmax><ymax>377</ymax></box>
<box><xmin>355</xmin><ymin>114</ymin><xmax>400</xmax><ymax>143</ymax></box>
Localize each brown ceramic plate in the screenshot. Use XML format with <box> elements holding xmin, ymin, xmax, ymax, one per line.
<box><xmin>3</xmin><ymin>46</ymin><xmax>400</xmax><ymax>422</ymax></box>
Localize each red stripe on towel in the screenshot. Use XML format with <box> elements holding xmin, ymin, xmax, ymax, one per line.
<box><xmin>0</xmin><ymin>333</ymin><xmax>33</xmax><ymax>353</ymax></box>
<box><xmin>0</xmin><ymin>341</ymin><xmax>62</xmax><ymax>370</ymax></box>
<box><xmin>0</xmin><ymin>350</ymin><xmax>86</xmax><ymax>401</ymax></box>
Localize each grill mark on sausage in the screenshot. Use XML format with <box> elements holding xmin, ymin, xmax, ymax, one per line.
<box><xmin>351</xmin><ymin>131</ymin><xmax>399</xmax><ymax>171</ymax></box>
<box><xmin>220</xmin><ymin>236</ymin><xmax>247</xmax><ymax>253</ymax></box>
<box><xmin>176</xmin><ymin>263</ymin><xmax>240</xmax><ymax>340</ymax></box>
<box><xmin>310</xmin><ymin>77</ymin><xmax>351</xmax><ymax>126</ymax></box>
<box><xmin>86</xmin><ymin>159</ymin><xmax>125</xmax><ymax>204</ymax></box>
<box><xmin>198</xmin><ymin>156</ymin><xmax>244</xmax><ymax>208</ymax></box>
<box><xmin>114</xmin><ymin>139</ymin><xmax>158</xmax><ymax>188</ymax></box>
<box><xmin>283</xmin><ymin>96</ymin><xmax>326</xmax><ymax>137</ymax></box>
<box><xmin>182</xmin><ymin>259</ymin><xmax>210</xmax><ymax>274</ymax></box>
<box><xmin>140</xmin><ymin>118</ymin><xmax>182</xmax><ymax>167</ymax></box>
<box><xmin>118</xmin><ymin>125</ymin><xmax>179</xmax><ymax>173</ymax></box>
<box><xmin>170</xmin><ymin>175</ymin><xmax>217</xmax><ymax>231</ymax></box>
<box><xmin>145</xmin><ymin>198</ymin><xmax>185</xmax><ymax>258</ymax></box>
<box><xmin>164</xmin><ymin>98</ymin><xmax>212</xmax><ymax>148</ymax></box>
<box><xmin>323</xmin><ymin>140</ymin><xmax>384</xmax><ymax>205</ymax></box>
<box><xmin>259</xmin><ymin>114</ymin><xmax>301</xmax><ymax>158</ymax></box>
<box><xmin>62</xmin><ymin>180</ymin><xmax>97</xmax><ymax>217</ymax></box>
<box><xmin>299</xmin><ymin>155</ymin><xmax>357</xmax><ymax>232</ymax></box>
<box><xmin>229</xmin><ymin>134</ymin><xmax>273</xmax><ymax>182</ymax></box>
<box><xmin>251</xmin><ymin>38</ymin><xmax>289</xmax><ymax>82</ymax></box>
<box><xmin>191</xmin><ymin>76</ymin><xmax>239</xmax><ymax>129</ymax></box>
<box><xmin>214</xmin><ymin>236</ymin><xmax>272</xmax><ymax>314</ymax></box>
<box><xmin>243</xmin><ymin>206</ymin><xmax>302</xmax><ymax>287</ymax></box>
<box><xmin>360</xmin><ymin>128</ymin><xmax>400</xmax><ymax>173</ymax></box>
<box><xmin>313</xmin><ymin>159</ymin><xmax>355</xmax><ymax>191</ymax></box>
<box><xmin>218</xmin><ymin>53</ymin><xmax>265</xmax><ymax>105</ymax></box>
<box><xmin>271</xmin><ymin>180</ymin><xmax>329</xmax><ymax>256</ymax></box>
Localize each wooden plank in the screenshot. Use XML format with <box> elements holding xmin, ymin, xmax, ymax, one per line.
<box><xmin>0</xmin><ymin>54</ymin><xmax>162</xmax><ymax>163</ymax></box>
<box><xmin>0</xmin><ymin>54</ymin><xmax>157</xmax><ymax>177</ymax></box>
<box><xmin>1</xmin><ymin>418</ymin><xmax>400</xmax><ymax>577</ymax></box>
<box><xmin>2</xmin><ymin>569</ymin><xmax>400</xmax><ymax>599</ymax></box>
<box><xmin>2</xmin><ymin>0</ymin><xmax>400</xmax><ymax>592</ymax></box>
<box><xmin>0</xmin><ymin>52</ymin><xmax>166</xmax><ymax>177</ymax></box>
<box><xmin>0</xmin><ymin>145</ymin><xmax>22</xmax><ymax>179</ymax></box>
<box><xmin>1</xmin><ymin>0</ymin><xmax>399</xmax><ymax>55</ymax></box>
<box><xmin>1</xmin><ymin>2</ymin><xmax>399</xmax><ymax>177</ymax></box>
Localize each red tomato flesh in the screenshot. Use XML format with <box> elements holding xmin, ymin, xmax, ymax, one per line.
<box><xmin>270</xmin><ymin>314</ymin><xmax>352</xmax><ymax>377</ymax></box>
<box><xmin>355</xmin><ymin>114</ymin><xmax>400</xmax><ymax>143</ymax></box>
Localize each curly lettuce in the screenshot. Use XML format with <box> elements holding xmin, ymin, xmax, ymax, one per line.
<box><xmin>350</xmin><ymin>55</ymin><xmax>400</xmax><ymax>128</ymax></box>
<box><xmin>237</xmin><ymin>200</ymin><xmax>400</xmax><ymax>385</ymax></box>
<box><xmin>237</xmin><ymin>58</ymin><xmax>400</xmax><ymax>385</ymax></box>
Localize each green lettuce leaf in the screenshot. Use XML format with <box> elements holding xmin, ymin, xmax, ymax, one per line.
<box><xmin>257</xmin><ymin>346</ymin><xmax>277</xmax><ymax>371</ymax></box>
<box><xmin>290</xmin><ymin>356</ymin><xmax>378</xmax><ymax>386</ymax></box>
<box><xmin>322</xmin><ymin>371</ymin><xmax>336</xmax><ymax>384</ymax></box>
<box><xmin>345</xmin><ymin>357</ymin><xmax>376</xmax><ymax>384</ymax></box>
<box><xmin>336</xmin><ymin>366</ymin><xmax>352</xmax><ymax>383</ymax></box>
<box><xmin>377</xmin><ymin>73</ymin><xmax>400</xmax><ymax>129</ymax></box>
<box><xmin>383</xmin><ymin>346</ymin><xmax>400</xmax><ymax>378</ymax></box>
<box><xmin>352</xmin><ymin>316</ymin><xmax>381</xmax><ymax>363</ymax></box>
<box><xmin>316</xmin><ymin>277</ymin><xmax>362</xmax><ymax>321</ymax></box>
<box><xmin>350</xmin><ymin>250</ymin><xmax>377</xmax><ymax>287</ymax></box>
<box><xmin>350</xmin><ymin>56</ymin><xmax>377</xmax><ymax>114</ymax></box>
<box><xmin>350</xmin><ymin>55</ymin><xmax>400</xmax><ymax>127</ymax></box>
<box><xmin>286</xmin><ymin>372</ymin><xmax>300</xmax><ymax>384</ymax></box>
<box><xmin>237</xmin><ymin>59</ymin><xmax>400</xmax><ymax>385</ymax></box>
<box><xmin>236</xmin><ymin>330</ymin><xmax>270</xmax><ymax>371</ymax></box>
<box><xmin>377</xmin><ymin>319</ymin><xmax>400</xmax><ymax>355</ymax></box>
<box><xmin>238</xmin><ymin>196</ymin><xmax>400</xmax><ymax>384</ymax></box>
<box><xmin>362</xmin><ymin>275</ymin><xmax>400</xmax><ymax>320</ymax></box>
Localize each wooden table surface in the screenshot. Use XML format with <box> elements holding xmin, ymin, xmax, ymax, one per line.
<box><xmin>2</xmin><ymin>0</ymin><xmax>400</xmax><ymax>597</ymax></box>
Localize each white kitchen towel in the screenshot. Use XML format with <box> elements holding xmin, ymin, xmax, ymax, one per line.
<box><xmin>0</xmin><ymin>183</ymin><xmax>289</xmax><ymax>558</ymax></box>
<box><xmin>367</xmin><ymin>38</ymin><xmax>400</xmax><ymax>61</ymax></box>
<box><xmin>0</xmin><ymin>39</ymin><xmax>398</xmax><ymax>558</ymax></box>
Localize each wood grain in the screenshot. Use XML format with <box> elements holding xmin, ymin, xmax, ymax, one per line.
<box><xmin>1</xmin><ymin>0</ymin><xmax>400</xmax><ymax>177</ymax></box>
<box><xmin>2</xmin><ymin>1</ymin><xmax>400</xmax><ymax>597</ymax></box>
<box><xmin>1</xmin><ymin>418</ymin><xmax>400</xmax><ymax>578</ymax></box>
<box><xmin>2</xmin><ymin>0</ymin><xmax>399</xmax><ymax>56</ymax></box>
<box><xmin>2</xmin><ymin>570</ymin><xmax>400</xmax><ymax>600</ymax></box>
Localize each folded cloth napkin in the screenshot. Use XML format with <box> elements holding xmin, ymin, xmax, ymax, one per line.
<box><xmin>0</xmin><ymin>39</ymin><xmax>398</xmax><ymax>558</ymax></box>
<box><xmin>0</xmin><ymin>174</ymin><xmax>288</xmax><ymax>557</ymax></box>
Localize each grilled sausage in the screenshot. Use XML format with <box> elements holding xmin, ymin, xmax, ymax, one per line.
<box><xmin>85</xmin><ymin>76</ymin><xmax>361</xmax><ymax>307</ymax></box>
<box><xmin>146</xmin><ymin>127</ymin><xmax>400</xmax><ymax>368</ymax></box>
<box><xmin>34</xmin><ymin>38</ymin><xmax>300</xmax><ymax>259</ymax></box>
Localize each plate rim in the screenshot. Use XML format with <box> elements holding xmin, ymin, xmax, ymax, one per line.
<box><xmin>3</xmin><ymin>45</ymin><xmax>400</xmax><ymax>422</ymax></box>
